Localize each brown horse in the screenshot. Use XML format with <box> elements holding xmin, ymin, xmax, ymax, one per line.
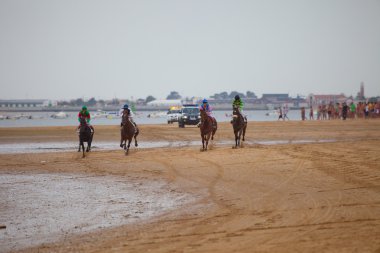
<box><xmin>78</xmin><ymin>117</ymin><xmax>94</xmax><ymax>158</ymax></box>
<box><xmin>199</xmin><ymin>109</ymin><xmax>217</xmax><ymax>151</ymax></box>
<box><xmin>120</xmin><ymin>115</ymin><xmax>139</xmax><ymax>155</ymax></box>
<box><xmin>232</xmin><ymin>105</ymin><xmax>247</xmax><ymax>148</ymax></box>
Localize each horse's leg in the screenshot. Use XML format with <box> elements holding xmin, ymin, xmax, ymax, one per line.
<box><xmin>120</xmin><ymin>136</ymin><xmax>124</xmax><ymax>148</ymax></box>
<box><xmin>234</xmin><ymin>131</ymin><xmax>239</xmax><ymax>148</ymax></box>
<box><xmin>88</xmin><ymin>133</ymin><xmax>93</xmax><ymax>151</ymax></box>
<box><xmin>201</xmin><ymin>134</ymin><xmax>205</xmax><ymax>151</ymax></box>
<box><xmin>134</xmin><ymin>135</ymin><xmax>138</xmax><ymax>147</ymax></box>
<box><xmin>205</xmin><ymin>133</ymin><xmax>211</xmax><ymax>151</ymax></box>
<box><xmin>134</xmin><ymin>129</ymin><xmax>139</xmax><ymax>147</ymax></box>
<box><xmin>242</xmin><ymin>123</ymin><xmax>247</xmax><ymax>142</ymax></box>
<box><xmin>87</xmin><ymin>132</ymin><xmax>94</xmax><ymax>152</ymax></box>
<box><xmin>79</xmin><ymin>139</ymin><xmax>85</xmax><ymax>153</ymax></box>
<box><xmin>126</xmin><ymin>138</ymin><xmax>132</xmax><ymax>155</ymax></box>
<box><xmin>121</xmin><ymin>136</ymin><xmax>127</xmax><ymax>149</ymax></box>
<box><xmin>212</xmin><ymin>123</ymin><xmax>217</xmax><ymax>140</ymax></box>
<box><xmin>86</xmin><ymin>140</ymin><xmax>91</xmax><ymax>152</ymax></box>
<box><xmin>78</xmin><ymin>135</ymin><xmax>82</xmax><ymax>152</ymax></box>
<box><xmin>238</xmin><ymin>129</ymin><xmax>243</xmax><ymax>147</ymax></box>
<box><xmin>120</xmin><ymin>129</ymin><xmax>125</xmax><ymax>148</ymax></box>
<box><xmin>81</xmin><ymin>142</ymin><xmax>85</xmax><ymax>158</ymax></box>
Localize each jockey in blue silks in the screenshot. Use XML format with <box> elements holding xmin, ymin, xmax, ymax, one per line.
<box><xmin>199</xmin><ymin>98</ymin><xmax>216</xmax><ymax>127</ymax></box>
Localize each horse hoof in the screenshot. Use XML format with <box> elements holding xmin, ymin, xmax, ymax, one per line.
<box><xmin>120</xmin><ymin>144</ymin><xmax>123</xmax><ymax>148</ymax></box>
<box><xmin>135</xmin><ymin>144</ymin><xmax>138</xmax><ymax>147</ymax></box>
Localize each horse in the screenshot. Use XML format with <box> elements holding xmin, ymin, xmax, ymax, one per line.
<box><xmin>199</xmin><ymin>109</ymin><xmax>217</xmax><ymax>151</ymax></box>
<box><xmin>232</xmin><ymin>105</ymin><xmax>247</xmax><ymax>148</ymax></box>
<box><xmin>120</xmin><ymin>115</ymin><xmax>139</xmax><ymax>155</ymax></box>
<box><xmin>78</xmin><ymin>117</ymin><xmax>94</xmax><ymax>158</ymax></box>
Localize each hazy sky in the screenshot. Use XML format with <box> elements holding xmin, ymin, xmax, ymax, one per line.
<box><xmin>1</xmin><ymin>0</ymin><xmax>379</xmax><ymax>100</ymax></box>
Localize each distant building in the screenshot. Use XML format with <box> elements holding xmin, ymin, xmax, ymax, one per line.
<box><xmin>0</xmin><ymin>99</ymin><xmax>52</xmax><ymax>108</ymax></box>
<box><xmin>308</xmin><ymin>94</ymin><xmax>347</xmax><ymax>106</ymax></box>
<box><xmin>291</xmin><ymin>95</ymin><xmax>307</xmax><ymax>108</ymax></box>
<box><xmin>146</xmin><ymin>99</ymin><xmax>182</xmax><ymax>107</ymax></box>
<box><xmin>356</xmin><ymin>82</ymin><xmax>365</xmax><ymax>100</ymax></box>
<box><xmin>261</xmin><ymin>94</ymin><xmax>290</xmax><ymax>104</ymax></box>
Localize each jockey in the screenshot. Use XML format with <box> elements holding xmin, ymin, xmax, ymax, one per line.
<box><xmin>199</xmin><ymin>99</ymin><xmax>216</xmax><ymax>127</ymax></box>
<box><xmin>77</xmin><ymin>106</ymin><xmax>94</xmax><ymax>132</ymax></box>
<box><xmin>232</xmin><ymin>95</ymin><xmax>247</xmax><ymax>123</ymax></box>
<box><xmin>200</xmin><ymin>99</ymin><xmax>213</xmax><ymax>116</ymax></box>
<box><xmin>120</xmin><ymin>104</ymin><xmax>138</xmax><ymax>131</ymax></box>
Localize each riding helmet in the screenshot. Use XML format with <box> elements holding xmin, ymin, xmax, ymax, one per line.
<box><xmin>235</xmin><ymin>95</ymin><xmax>240</xmax><ymax>100</ymax></box>
<box><xmin>123</xmin><ymin>104</ymin><xmax>129</xmax><ymax>109</ymax></box>
<box><xmin>202</xmin><ymin>99</ymin><xmax>208</xmax><ymax>103</ymax></box>
<box><xmin>82</xmin><ymin>105</ymin><xmax>87</xmax><ymax>110</ymax></box>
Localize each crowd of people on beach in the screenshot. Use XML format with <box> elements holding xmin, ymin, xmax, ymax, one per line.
<box><xmin>301</xmin><ymin>101</ymin><xmax>380</xmax><ymax>120</ymax></box>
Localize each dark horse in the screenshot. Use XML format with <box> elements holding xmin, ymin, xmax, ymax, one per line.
<box><xmin>120</xmin><ymin>115</ymin><xmax>139</xmax><ymax>155</ymax></box>
<box><xmin>199</xmin><ymin>109</ymin><xmax>217</xmax><ymax>151</ymax></box>
<box><xmin>78</xmin><ymin>117</ymin><xmax>94</xmax><ymax>158</ymax></box>
<box><xmin>232</xmin><ymin>105</ymin><xmax>247</xmax><ymax>148</ymax></box>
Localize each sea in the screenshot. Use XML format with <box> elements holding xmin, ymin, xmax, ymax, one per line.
<box><xmin>0</xmin><ymin>110</ymin><xmax>302</xmax><ymax>128</ymax></box>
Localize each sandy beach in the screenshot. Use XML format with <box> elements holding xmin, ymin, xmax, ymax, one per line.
<box><xmin>1</xmin><ymin>120</ymin><xmax>380</xmax><ymax>252</ymax></box>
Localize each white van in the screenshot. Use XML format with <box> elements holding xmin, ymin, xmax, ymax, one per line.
<box><xmin>167</xmin><ymin>106</ymin><xmax>182</xmax><ymax>124</ymax></box>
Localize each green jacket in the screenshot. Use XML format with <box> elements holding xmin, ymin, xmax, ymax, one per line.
<box><xmin>232</xmin><ymin>99</ymin><xmax>244</xmax><ymax>110</ymax></box>
<box><xmin>78</xmin><ymin>110</ymin><xmax>91</xmax><ymax>123</ymax></box>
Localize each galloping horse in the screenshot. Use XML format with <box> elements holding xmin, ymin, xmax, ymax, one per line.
<box><xmin>78</xmin><ymin>117</ymin><xmax>94</xmax><ymax>157</ymax></box>
<box><xmin>120</xmin><ymin>115</ymin><xmax>139</xmax><ymax>155</ymax></box>
<box><xmin>199</xmin><ymin>108</ymin><xmax>217</xmax><ymax>151</ymax></box>
<box><xmin>232</xmin><ymin>105</ymin><xmax>247</xmax><ymax>148</ymax></box>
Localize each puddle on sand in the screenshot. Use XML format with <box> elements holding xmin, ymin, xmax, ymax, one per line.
<box><xmin>0</xmin><ymin>173</ymin><xmax>195</xmax><ymax>252</ymax></box>
<box><xmin>0</xmin><ymin>139</ymin><xmax>337</xmax><ymax>154</ymax></box>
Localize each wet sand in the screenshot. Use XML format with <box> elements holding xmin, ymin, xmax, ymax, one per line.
<box><xmin>1</xmin><ymin>120</ymin><xmax>380</xmax><ymax>252</ymax></box>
